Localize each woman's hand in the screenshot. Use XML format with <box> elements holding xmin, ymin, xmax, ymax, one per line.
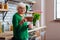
<box><xmin>24</xmin><ymin>18</ymin><xmax>27</xmax><ymax>22</ymax></box>
<box><xmin>19</xmin><ymin>18</ymin><xmax>27</xmax><ymax>25</ymax></box>
<box><xmin>28</xmin><ymin>24</ymin><xmax>33</xmax><ymax>29</ymax></box>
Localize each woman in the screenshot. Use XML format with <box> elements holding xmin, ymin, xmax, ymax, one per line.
<box><xmin>12</xmin><ymin>2</ymin><xmax>32</xmax><ymax>40</ymax></box>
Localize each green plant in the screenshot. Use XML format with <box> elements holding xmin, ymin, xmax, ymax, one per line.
<box><xmin>33</xmin><ymin>12</ymin><xmax>41</xmax><ymax>26</ymax></box>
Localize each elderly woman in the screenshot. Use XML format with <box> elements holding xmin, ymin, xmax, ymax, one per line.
<box><xmin>12</xmin><ymin>2</ymin><xmax>32</xmax><ymax>40</ymax></box>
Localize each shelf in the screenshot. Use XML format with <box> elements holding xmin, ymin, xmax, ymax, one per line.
<box><xmin>25</xmin><ymin>0</ymin><xmax>36</xmax><ymax>4</ymax></box>
<box><xmin>0</xmin><ymin>26</ymin><xmax>46</xmax><ymax>38</ymax></box>
<box><xmin>27</xmin><ymin>11</ymin><xmax>34</xmax><ymax>14</ymax></box>
<box><xmin>28</xmin><ymin>26</ymin><xmax>46</xmax><ymax>32</ymax></box>
<box><xmin>0</xmin><ymin>2</ymin><xmax>8</xmax><ymax>12</ymax></box>
<box><xmin>8</xmin><ymin>0</ymin><xmax>36</xmax><ymax>4</ymax></box>
<box><xmin>0</xmin><ymin>9</ymin><xmax>8</xmax><ymax>11</ymax></box>
<box><xmin>0</xmin><ymin>25</ymin><xmax>46</xmax><ymax>40</ymax></box>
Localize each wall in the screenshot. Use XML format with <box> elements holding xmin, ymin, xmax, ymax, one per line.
<box><xmin>32</xmin><ymin>0</ymin><xmax>41</xmax><ymax>10</ymax></box>
<box><xmin>33</xmin><ymin>0</ymin><xmax>60</xmax><ymax>40</ymax></box>
<box><xmin>45</xmin><ymin>0</ymin><xmax>60</xmax><ymax>40</ymax></box>
<box><xmin>8</xmin><ymin>0</ymin><xmax>60</xmax><ymax>40</ymax></box>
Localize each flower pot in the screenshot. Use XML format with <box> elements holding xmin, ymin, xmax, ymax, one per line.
<box><xmin>35</xmin><ymin>20</ymin><xmax>40</xmax><ymax>28</ymax></box>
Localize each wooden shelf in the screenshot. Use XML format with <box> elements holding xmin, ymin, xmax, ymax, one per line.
<box><xmin>0</xmin><ymin>26</ymin><xmax>46</xmax><ymax>37</ymax></box>
<box><xmin>28</xmin><ymin>26</ymin><xmax>46</xmax><ymax>32</ymax></box>
<box><xmin>0</xmin><ymin>3</ymin><xmax>8</xmax><ymax>12</ymax></box>
<box><xmin>0</xmin><ymin>9</ymin><xmax>8</xmax><ymax>11</ymax></box>
<box><xmin>27</xmin><ymin>11</ymin><xmax>34</xmax><ymax>14</ymax></box>
<box><xmin>25</xmin><ymin>0</ymin><xmax>36</xmax><ymax>4</ymax></box>
<box><xmin>0</xmin><ymin>26</ymin><xmax>46</xmax><ymax>40</ymax></box>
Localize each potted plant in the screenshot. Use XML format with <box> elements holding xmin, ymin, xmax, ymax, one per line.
<box><xmin>33</xmin><ymin>10</ymin><xmax>41</xmax><ymax>27</ymax></box>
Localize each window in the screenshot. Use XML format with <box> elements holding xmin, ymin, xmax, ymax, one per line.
<box><xmin>54</xmin><ymin>0</ymin><xmax>60</xmax><ymax>20</ymax></box>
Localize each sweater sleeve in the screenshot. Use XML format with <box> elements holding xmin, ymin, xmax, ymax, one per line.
<box><xmin>12</xmin><ymin>15</ymin><xmax>20</xmax><ymax>33</ymax></box>
<box><xmin>12</xmin><ymin>15</ymin><xmax>28</xmax><ymax>33</ymax></box>
<box><xmin>18</xmin><ymin>21</ymin><xmax>28</xmax><ymax>32</ymax></box>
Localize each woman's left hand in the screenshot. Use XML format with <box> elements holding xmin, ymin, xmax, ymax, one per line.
<box><xmin>28</xmin><ymin>24</ymin><xmax>33</xmax><ymax>29</ymax></box>
<box><xmin>19</xmin><ymin>18</ymin><xmax>27</xmax><ymax>25</ymax></box>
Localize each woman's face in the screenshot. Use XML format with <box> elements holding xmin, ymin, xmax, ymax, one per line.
<box><xmin>17</xmin><ymin>7</ymin><xmax>26</xmax><ymax>14</ymax></box>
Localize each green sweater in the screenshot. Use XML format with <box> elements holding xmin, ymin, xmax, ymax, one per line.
<box><xmin>12</xmin><ymin>13</ymin><xmax>29</xmax><ymax>40</ymax></box>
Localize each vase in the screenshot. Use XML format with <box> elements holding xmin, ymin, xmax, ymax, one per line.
<box><xmin>2</xmin><ymin>21</ymin><xmax>9</xmax><ymax>32</ymax></box>
<box><xmin>35</xmin><ymin>20</ymin><xmax>40</xmax><ymax>28</ymax></box>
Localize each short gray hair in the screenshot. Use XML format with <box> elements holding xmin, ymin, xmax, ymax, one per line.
<box><xmin>17</xmin><ymin>2</ymin><xmax>26</xmax><ymax>9</ymax></box>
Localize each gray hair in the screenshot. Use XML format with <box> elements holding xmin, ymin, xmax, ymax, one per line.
<box><xmin>17</xmin><ymin>2</ymin><xmax>26</xmax><ymax>9</ymax></box>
